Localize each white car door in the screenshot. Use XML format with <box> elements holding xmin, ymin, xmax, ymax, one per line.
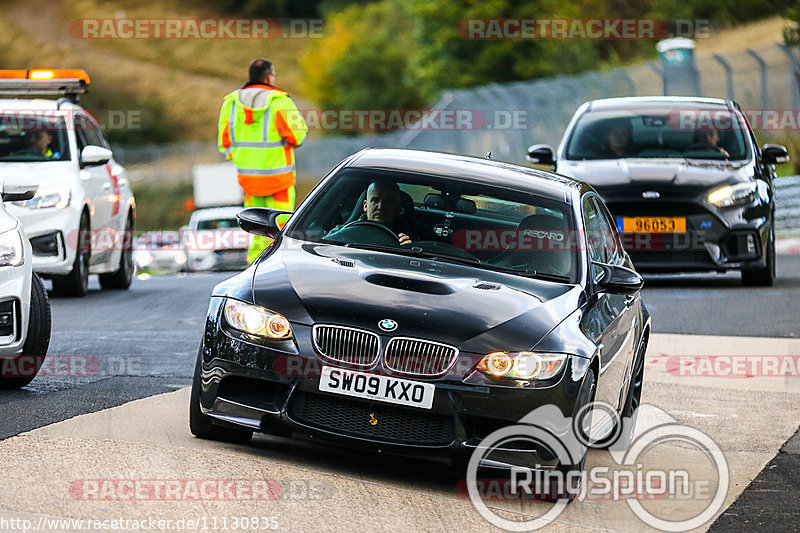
<box><xmin>75</xmin><ymin>114</ymin><xmax>115</xmax><ymax>266</ymax></box>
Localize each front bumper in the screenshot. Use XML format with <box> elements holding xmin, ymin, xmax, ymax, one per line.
<box><xmin>196</xmin><ymin>298</ymin><xmax>588</xmax><ymax>469</ymax></box>
<box><xmin>7</xmin><ymin>204</ymin><xmax>80</xmax><ymax>276</ymax></box>
<box><xmin>607</xmin><ymin>200</ymin><xmax>770</xmax><ymax>273</ymax></box>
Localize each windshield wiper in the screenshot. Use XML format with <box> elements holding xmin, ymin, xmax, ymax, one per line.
<box><xmin>482</xmin><ymin>264</ymin><xmax>572</xmax><ymax>283</ymax></box>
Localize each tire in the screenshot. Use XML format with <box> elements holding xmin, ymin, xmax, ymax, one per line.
<box><xmin>0</xmin><ymin>273</ymin><xmax>52</xmax><ymax>389</ymax></box>
<box><xmin>603</xmin><ymin>340</ymin><xmax>647</xmax><ymax>451</ymax></box>
<box><xmin>99</xmin><ymin>214</ymin><xmax>134</xmax><ymax>290</ymax></box>
<box><xmin>189</xmin><ymin>347</ymin><xmax>253</xmax><ymax>444</ymax></box>
<box><xmin>556</xmin><ymin>368</ymin><xmax>596</xmax><ymax>501</ymax></box>
<box><xmin>52</xmin><ymin>212</ymin><xmax>90</xmax><ymax>297</ymax></box>
<box><xmin>741</xmin><ymin>228</ymin><xmax>775</xmax><ymax>287</ymax></box>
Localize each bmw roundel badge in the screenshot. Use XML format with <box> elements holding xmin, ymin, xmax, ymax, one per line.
<box><xmin>378</xmin><ymin>319</ymin><xmax>398</xmax><ymax>332</ymax></box>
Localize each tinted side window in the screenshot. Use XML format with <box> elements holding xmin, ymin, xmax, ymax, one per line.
<box><xmin>593</xmin><ymin>198</ymin><xmax>624</xmax><ymax>265</ymax></box>
<box><xmin>582</xmin><ymin>196</ymin><xmax>607</xmax><ymax>264</ymax></box>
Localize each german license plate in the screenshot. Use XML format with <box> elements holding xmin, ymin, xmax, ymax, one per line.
<box><xmin>618</xmin><ymin>217</ymin><xmax>686</xmax><ymax>233</ymax></box>
<box><xmin>319</xmin><ymin>366</ymin><xmax>434</xmax><ymax>409</ymax></box>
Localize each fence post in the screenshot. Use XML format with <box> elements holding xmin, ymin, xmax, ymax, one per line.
<box><xmin>746</xmin><ymin>49</ymin><xmax>769</xmax><ymax>111</ymax></box>
<box><xmin>777</xmin><ymin>44</ymin><xmax>800</xmax><ymax>110</ymax></box>
<box><xmin>711</xmin><ymin>54</ymin><xmax>734</xmax><ymax>100</ymax></box>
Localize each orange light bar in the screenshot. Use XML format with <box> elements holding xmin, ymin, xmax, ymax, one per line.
<box><xmin>0</xmin><ymin>70</ymin><xmax>28</xmax><ymax>79</ymax></box>
<box><xmin>27</xmin><ymin>69</ymin><xmax>91</xmax><ymax>84</ymax></box>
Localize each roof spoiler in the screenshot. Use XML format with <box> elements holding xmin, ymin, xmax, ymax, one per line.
<box><xmin>0</xmin><ymin>69</ymin><xmax>90</xmax><ymax>103</ymax></box>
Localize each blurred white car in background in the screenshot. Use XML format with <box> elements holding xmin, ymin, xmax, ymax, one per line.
<box><xmin>0</xmin><ymin>175</ymin><xmax>51</xmax><ymax>389</ymax></box>
<box><xmin>184</xmin><ymin>207</ymin><xmax>249</xmax><ymax>272</ymax></box>
<box><xmin>132</xmin><ymin>231</ymin><xmax>187</xmax><ymax>275</ymax></box>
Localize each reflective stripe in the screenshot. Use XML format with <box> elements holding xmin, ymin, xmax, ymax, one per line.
<box><xmin>237</xmin><ymin>164</ymin><xmax>294</xmax><ymax>176</ymax></box>
<box><xmin>231</xmin><ymin>140</ymin><xmax>286</xmax><ymax>148</ymax></box>
<box><xmin>227</xmin><ymin>95</ymin><xmax>285</xmax><ymax>149</ymax></box>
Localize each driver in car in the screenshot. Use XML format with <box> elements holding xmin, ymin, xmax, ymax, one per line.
<box><xmin>360</xmin><ymin>180</ymin><xmax>412</xmax><ymax>245</ymax></box>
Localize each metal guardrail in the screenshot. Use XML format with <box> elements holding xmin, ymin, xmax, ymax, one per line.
<box><xmin>776</xmin><ymin>175</ymin><xmax>800</xmax><ymax>235</ymax></box>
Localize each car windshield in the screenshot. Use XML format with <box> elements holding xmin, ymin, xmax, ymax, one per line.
<box><xmin>0</xmin><ymin>113</ymin><xmax>71</xmax><ymax>162</ymax></box>
<box><xmin>565</xmin><ymin>108</ymin><xmax>749</xmax><ymax>161</ymax></box>
<box><xmin>285</xmin><ymin>168</ymin><xmax>578</xmax><ymax>282</ymax></box>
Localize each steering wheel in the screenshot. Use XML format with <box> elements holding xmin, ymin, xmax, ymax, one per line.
<box><xmin>345</xmin><ymin>220</ymin><xmax>399</xmax><ymax>238</ymax></box>
<box><xmin>687</xmin><ymin>143</ymin><xmax>728</xmax><ymax>158</ymax></box>
<box><xmin>325</xmin><ymin>220</ymin><xmax>402</xmax><ymax>247</ymax></box>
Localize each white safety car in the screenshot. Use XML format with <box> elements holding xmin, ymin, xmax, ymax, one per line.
<box><xmin>0</xmin><ymin>175</ymin><xmax>51</xmax><ymax>388</ymax></box>
<box><xmin>0</xmin><ymin>69</ymin><xmax>135</xmax><ymax>297</ymax></box>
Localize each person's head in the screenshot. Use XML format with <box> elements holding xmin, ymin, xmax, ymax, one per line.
<box><xmin>696</xmin><ymin>129</ymin><xmax>721</xmax><ymax>146</ymax></box>
<box><xmin>249</xmin><ymin>58</ymin><xmax>275</xmax><ymax>86</ymax></box>
<box><xmin>26</xmin><ymin>131</ymin><xmax>52</xmax><ymax>154</ymax></box>
<box><xmin>363</xmin><ymin>180</ymin><xmax>401</xmax><ymax>225</ymax></box>
<box><xmin>607</xmin><ymin>119</ymin><xmax>632</xmax><ymax>155</ymax></box>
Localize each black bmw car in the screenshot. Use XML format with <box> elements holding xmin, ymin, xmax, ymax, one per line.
<box><xmin>190</xmin><ymin>148</ymin><xmax>650</xmax><ymax>482</ymax></box>
<box><xmin>527</xmin><ymin>97</ymin><xmax>789</xmax><ymax>285</ymax></box>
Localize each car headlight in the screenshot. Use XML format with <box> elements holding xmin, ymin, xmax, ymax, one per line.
<box><xmin>476</xmin><ymin>352</ymin><xmax>566</xmax><ymax>380</ymax></box>
<box><xmin>708</xmin><ymin>182</ymin><xmax>756</xmax><ymax>208</ymax></box>
<box><xmin>0</xmin><ymin>228</ymin><xmax>24</xmax><ymax>267</ymax></box>
<box><xmin>224</xmin><ymin>299</ymin><xmax>293</xmax><ymax>339</ymax></box>
<box><xmin>12</xmin><ymin>183</ymin><xmax>70</xmax><ymax>209</ymax></box>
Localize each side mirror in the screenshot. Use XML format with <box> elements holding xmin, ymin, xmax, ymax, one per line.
<box><xmin>2</xmin><ymin>175</ymin><xmax>38</xmax><ymax>202</ymax></box>
<box><xmin>80</xmin><ymin>145</ymin><xmax>112</xmax><ymax>167</ymax></box>
<box><xmin>526</xmin><ymin>144</ymin><xmax>555</xmax><ymax>165</ymax></box>
<box><xmin>762</xmin><ymin>144</ymin><xmax>789</xmax><ymax>165</ymax></box>
<box><xmin>593</xmin><ymin>262</ymin><xmax>643</xmax><ymax>295</ymax></box>
<box><xmin>236</xmin><ymin>207</ymin><xmax>293</xmax><ymax>238</ymax></box>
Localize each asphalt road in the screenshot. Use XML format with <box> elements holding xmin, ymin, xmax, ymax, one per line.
<box><xmin>1</xmin><ymin>254</ymin><xmax>799</xmax><ymax>439</ymax></box>
<box><xmin>0</xmin><ymin>258</ymin><xmax>798</xmax><ymax>531</ymax></box>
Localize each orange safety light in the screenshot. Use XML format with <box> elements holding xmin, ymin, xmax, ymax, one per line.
<box><xmin>27</xmin><ymin>69</ymin><xmax>91</xmax><ymax>84</ymax></box>
<box><xmin>0</xmin><ymin>70</ymin><xmax>28</xmax><ymax>79</ymax></box>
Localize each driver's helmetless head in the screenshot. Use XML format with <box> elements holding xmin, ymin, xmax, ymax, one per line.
<box><xmin>27</xmin><ymin>131</ymin><xmax>53</xmax><ymax>154</ymax></box>
<box><xmin>363</xmin><ymin>180</ymin><xmax>401</xmax><ymax>225</ymax></box>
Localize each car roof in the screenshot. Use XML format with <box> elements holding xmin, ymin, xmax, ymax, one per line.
<box><xmin>585</xmin><ymin>96</ymin><xmax>732</xmax><ymax>111</ymax></box>
<box><xmin>0</xmin><ymin>98</ymin><xmax>84</xmax><ymax>111</ymax></box>
<box><xmin>347</xmin><ymin>148</ymin><xmax>581</xmax><ymax>203</ymax></box>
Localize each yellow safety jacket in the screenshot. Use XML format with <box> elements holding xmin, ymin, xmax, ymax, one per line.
<box><xmin>218</xmin><ymin>84</ymin><xmax>308</xmax><ymax>197</ymax></box>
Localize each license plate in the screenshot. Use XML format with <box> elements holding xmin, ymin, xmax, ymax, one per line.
<box><xmin>319</xmin><ymin>366</ymin><xmax>435</xmax><ymax>409</ymax></box>
<box><xmin>618</xmin><ymin>217</ymin><xmax>686</xmax><ymax>233</ymax></box>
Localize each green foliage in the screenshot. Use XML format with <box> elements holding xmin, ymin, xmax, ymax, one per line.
<box><xmin>303</xmin><ymin>0</ymin><xmax>795</xmax><ymax>119</ymax></box>
<box><xmin>784</xmin><ymin>5</ymin><xmax>800</xmax><ymax>45</ymax></box>
<box><xmin>131</xmin><ymin>181</ymin><xmax>193</xmax><ymax>230</ymax></box>
<box><xmin>301</xmin><ymin>1</ymin><xmax>426</xmax><ymax>119</ymax></box>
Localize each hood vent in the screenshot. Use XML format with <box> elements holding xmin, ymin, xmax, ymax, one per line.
<box><xmin>364</xmin><ymin>273</ymin><xmax>454</xmax><ymax>295</ymax></box>
<box><xmin>332</xmin><ymin>257</ymin><xmax>356</xmax><ymax>268</ymax></box>
<box><xmin>473</xmin><ymin>282</ymin><xmax>501</xmax><ymax>290</ymax></box>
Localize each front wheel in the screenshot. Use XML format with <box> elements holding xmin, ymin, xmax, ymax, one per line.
<box><xmin>99</xmin><ymin>214</ymin><xmax>134</xmax><ymax>290</ymax></box>
<box><xmin>0</xmin><ymin>273</ymin><xmax>51</xmax><ymax>389</ymax></box>
<box><xmin>52</xmin><ymin>213</ymin><xmax>90</xmax><ymax>297</ymax></box>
